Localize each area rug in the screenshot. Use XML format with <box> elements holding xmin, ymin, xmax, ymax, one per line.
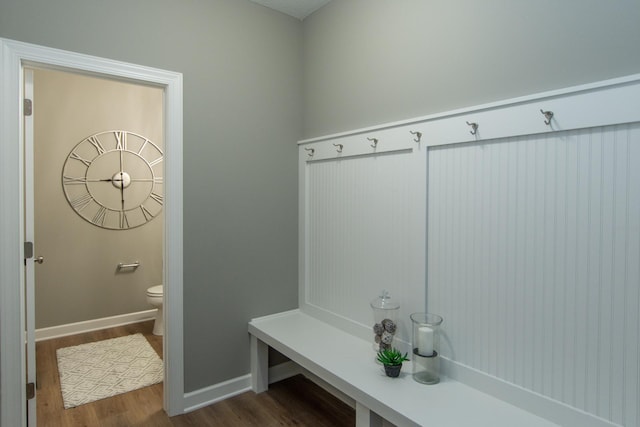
<box><xmin>56</xmin><ymin>333</ymin><xmax>163</xmax><ymax>409</ymax></box>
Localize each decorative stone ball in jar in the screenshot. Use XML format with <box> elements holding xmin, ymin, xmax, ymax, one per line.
<box><xmin>370</xmin><ymin>290</ymin><xmax>400</xmax><ymax>352</ymax></box>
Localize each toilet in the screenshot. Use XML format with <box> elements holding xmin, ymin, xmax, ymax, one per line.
<box><xmin>146</xmin><ymin>285</ymin><xmax>164</xmax><ymax>336</ymax></box>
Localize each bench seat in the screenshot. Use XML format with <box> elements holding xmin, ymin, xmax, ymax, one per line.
<box><xmin>249</xmin><ymin>309</ymin><xmax>557</xmax><ymax>427</ymax></box>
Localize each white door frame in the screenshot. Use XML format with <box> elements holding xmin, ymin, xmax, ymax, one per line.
<box><xmin>0</xmin><ymin>38</ymin><xmax>185</xmax><ymax>426</ymax></box>
<box><xmin>23</xmin><ymin>68</ymin><xmax>36</xmax><ymax>426</ymax></box>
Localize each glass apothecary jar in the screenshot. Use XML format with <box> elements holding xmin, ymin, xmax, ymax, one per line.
<box><xmin>370</xmin><ymin>290</ymin><xmax>400</xmax><ymax>352</ymax></box>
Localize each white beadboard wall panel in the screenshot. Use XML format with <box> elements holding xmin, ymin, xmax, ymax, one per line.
<box><xmin>427</xmin><ymin>123</ymin><xmax>640</xmax><ymax>427</ymax></box>
<box><xmin>298</xmin><ymin>74</ymin><xmax>640</xmax><ymax>427</ymax></box>
<box><xmin>301</xmin><ymin>144</ymin><xmax>426</xmax><ymax>345</ymax></box>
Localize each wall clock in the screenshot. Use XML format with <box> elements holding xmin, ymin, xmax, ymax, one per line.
<box><xmin>62</xmin><ymin>130</ymin><xmax>163</xmax><ymax>229</ymax></box>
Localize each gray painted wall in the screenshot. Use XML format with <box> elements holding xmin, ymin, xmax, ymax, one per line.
<box><xmin>302</xmin><ymin>0</ymin><xmax>640</xmax><ymax>138</ymax></box>
<box><xmin>0</xmin><ymin>0</ymin><xmax>301</xmax><ymax>392</ymax></box>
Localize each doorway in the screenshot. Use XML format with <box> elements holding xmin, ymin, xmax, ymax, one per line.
<box><xmin>0</xmin><ymin>38</ymin><xmax>184</xmax><ymax>426</ymax></box>
<box><xmin>29</xmin><ymin>66</ymin><xmax>165</xmax><ymax>421</ymax></box>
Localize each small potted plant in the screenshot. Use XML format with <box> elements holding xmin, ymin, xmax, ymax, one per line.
<box><xmin>376</xmin><ymin>347</ymin><xmax>409</xmax><ymax>378</ymax></box>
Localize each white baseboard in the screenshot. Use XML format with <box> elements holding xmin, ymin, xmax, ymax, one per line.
<box><xmin>182</xmin><ymin>361</ymin><xmax>301</xmax><ymax>414</ymax></box>
<box><xmin>183</xmin><ymin>374</ymin><xmax>252</xmax><ymax>413</ymax></box>
<box><xmin>35</xmin><ymin>309</ymin><xmax>157</xmax><ymax>342</ymax></box>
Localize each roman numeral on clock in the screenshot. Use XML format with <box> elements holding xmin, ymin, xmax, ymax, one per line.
<box><xmin>149</xmin><ymin>192</ymin><xmax>163</xmax><ymax>205</ymax></box>
<box><xmin>63</xmin><ymin>175</ymin><xmax>87</xmax><ymax>185</ymax></box>
<box><xmin>119</xmin><ymin>211</ymin><xmax>130</xmax><ymax>229</ymax></box>
<box><xmin>70</xmin><ymin>193</ymin><xmax>92</xmax><ymax>211</ymax></box>
<box><xmin>70</xmin><ymin>152</ymin><xmax>92</xmax><ymax>167</ymax></box>
<box><xmin>114</xmin><ymin>131</ymin><xmax>127</xmax><ymax>150</ymax></box>
<box><xmin>148</xmin><ymin>157</ymin><xmax>163</xmax><ymax>167</ymax></box>
<box><xmin>92</xmin><ymin>206</ymin><xmax>107</xmax><ymax>226</ymax></box>
<box><xmin>87</xmin><ymin>136</ymin><xmax>105</xmax><ymax>155</ymax></box>
<box><xmin>140</xmin><ymin>204</ymin><xmax>154</xmax><ymax>221</ymax></box>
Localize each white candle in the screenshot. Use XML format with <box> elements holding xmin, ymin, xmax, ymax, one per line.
<box><xmin>417</xmin><ymin>326</ymin><xmax>434</xmax><ymax>356</ymax></box>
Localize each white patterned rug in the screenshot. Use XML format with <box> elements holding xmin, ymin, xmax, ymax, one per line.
<box><xmin>56</xmin><ymin>333</ymin><xmax>163</xmax><ymax>409</ymax></box>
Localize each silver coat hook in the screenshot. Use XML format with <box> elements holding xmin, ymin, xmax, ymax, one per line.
<box><xmin>540</xmin><ymin>109</ymin><xmax>554</xmax><ymax>125</ymax></box>
<box><xmin>466</xmin><ymin>121</ymin><xmax>478</xmax><ymax>135</ymax></box>
<box><xmin>367</xmin><ymin>137</ymin><xmax>378</xmax><ymax>148</ymax></box>
<box><xmin>304</xmin><ymin>147</ymin><xmax>315</xmax><ymax>157</ymax></box>
<box><xmin>333</xmin><ymin>143</ymin><xmax>343</xmax><ymax>153</ymax></box>
<box><xmin>410</xmin><ymin>131</ymin><xmax>422</xmax><ymax>142</ymax></box>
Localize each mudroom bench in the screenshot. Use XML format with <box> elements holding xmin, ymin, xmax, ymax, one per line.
<box><xmin>249</xmin><ymin>310</ymin><xmax>556</xmax><ymax>427</ymax></box>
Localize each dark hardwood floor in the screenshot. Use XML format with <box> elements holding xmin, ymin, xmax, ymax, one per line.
<box><xmin>36</xmin><ymin>321</ymin><xmax>355</xmax><ymax>426</ymax></box>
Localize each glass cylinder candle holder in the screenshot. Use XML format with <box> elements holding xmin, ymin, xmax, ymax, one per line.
<box><xmin>410</xmin><ymin>312</ymin><xmax>443</xmax><ymax>384</ymax></box>
<box><xmin>370</xmin><ymin>290</ymin><xmax>400</xmax><ymax>352</ymax></box>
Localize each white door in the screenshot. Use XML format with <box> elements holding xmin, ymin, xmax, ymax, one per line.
<box><xmin>24</xmin><ymin>68</ymin><xmax>37</xmax><ymax>427</ymax></box>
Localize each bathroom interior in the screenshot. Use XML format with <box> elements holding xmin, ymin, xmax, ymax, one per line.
<box><xmin>31</xmin><ymin>67</ymin><xmax>166</xmax><ymax>415</ymax></box>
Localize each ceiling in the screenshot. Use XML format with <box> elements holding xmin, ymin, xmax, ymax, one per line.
<box><xmin>250</xmin><ymin>0</ymin><xmax>332</xmax><ymax>20</ymax></box>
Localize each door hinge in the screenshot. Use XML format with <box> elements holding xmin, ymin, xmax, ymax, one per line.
<box><xmin>26</xmin><ymin>382</ymin><xmax>35</xmax><ymax>400</ymax></box>
<box><xmin>24</xmin><ymin>241</ymin><xmax>34</xmax><ymax>259</ymax></box>
<box><xmin>24</xmin><ymin>241</ymin><xmax>33</xmax><ymax>266</ymax></box>
<box><xmin>24</xmin><ymin>99</ymin><xmax>32</xmax><ymax>116</ymax></box>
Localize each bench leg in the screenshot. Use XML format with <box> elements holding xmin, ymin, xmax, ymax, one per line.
<box><xmin>250</xmin><ymin>335</ymin><xmax>268</xmax><ymax>393</ymax></box>
<box><xmin>356</xmin><ymin>401</ymin><xmax>383</xmax><ymax>427</ymax></box>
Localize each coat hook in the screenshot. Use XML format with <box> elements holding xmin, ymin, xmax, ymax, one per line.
<box><xmin>367</xmin><ymin>137</ymin><xmax>378</xmax><ymax>148</ymax></box>
<box><xmin>540</xmin><ymin>109</ymin><xmax>554</xmax><ymax>125</ymax></box>
<box><xmin>410</xmin><ymin>131</ymin><xmax>422</xmax><ymax>142</ymax></box>
<box><xmin>304</xmin><ymin>147</ymin><xmax>315</xmax><ymax>157</ymax></box>
<box><xmin>333</xmin><ymin>143</ymin><xmax>343</xmax><ymax>153</ymax></box>
<box><xmin>466</xmin><ymin>121</ymin><xmax>478</xmax><ymax>135</ymax></box>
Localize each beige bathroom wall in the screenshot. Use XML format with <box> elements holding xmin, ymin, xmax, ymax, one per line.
<box><xmin>33</xmin><ymin>68</ymin><xmax>164</xmax><ymax>329</ymax></box>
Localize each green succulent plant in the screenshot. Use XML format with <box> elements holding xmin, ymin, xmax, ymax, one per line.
<box><xmin>376</xmin><ymin>347</ymin><xmax>409</xmax><ymax>366</ymax></box>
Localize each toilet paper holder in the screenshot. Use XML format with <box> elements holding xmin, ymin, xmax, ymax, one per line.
<box><xmin>117</xmin><ymin>261</ymin><xmax>140</xmax><ymax>270</ymax></box>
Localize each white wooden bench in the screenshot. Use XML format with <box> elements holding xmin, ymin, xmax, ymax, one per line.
<box><xmin>249</xmin><ymin>309</ymin><xmax>558</xmax><ymax>427</ymax></box>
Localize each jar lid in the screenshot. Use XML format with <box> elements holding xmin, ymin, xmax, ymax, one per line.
<box><xmin>370</xmin><ymin>289</ymin><xmax>400</xmax><ymax>310</ymax></box>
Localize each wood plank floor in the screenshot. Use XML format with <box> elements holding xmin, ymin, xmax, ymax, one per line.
<box><xmin>36</xmin><ymin>321</ymin><xmax>355</xmax><ymax>426</ymax></box>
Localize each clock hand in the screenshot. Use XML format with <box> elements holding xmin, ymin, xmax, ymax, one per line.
<box><xmin>118</xmin><ymin>150</ymin><xmax>125</xmax><ymax>210</ymax></box>
<box><xmin>93</xmin><ymin>177</ymin><xmax>122</xmax><ymax>182</ymax></box>
<box><xmin>119</xmin><ymin>148</ymin><xmax>124</xmax><ymax>174</ymax></box>
<box><xmin>120</xmin><ymin>172</ymin><xmax>125</xmax><ymax>210</ymax></box>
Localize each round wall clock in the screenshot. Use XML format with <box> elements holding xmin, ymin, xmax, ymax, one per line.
<box><xmin>62</xmin><ymin>130</ymin><xmax>163</xmax><ymax>229</ymax></box>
